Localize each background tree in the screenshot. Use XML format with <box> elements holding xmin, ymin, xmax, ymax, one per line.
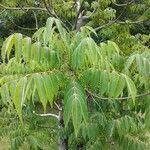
<box><xmin>0</xmin><ymin>0</ymin><xmax>149</xmax><ymax>55</ymax></box>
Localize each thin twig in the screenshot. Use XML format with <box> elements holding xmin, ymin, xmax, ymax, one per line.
<box><xmin>33</xmin><ymin>111</ymin><xmax>59</xmax><ymax>120</ymax></box>
<box><xmin>94</xmin><ymin>20</ymin><xmax>142</xmax><ymax>31</ymax></box>
<box><xmin>37</xmin><ymin>124</ymin><xmax>55</xmax><ymax>129</ymax></box>
<box><xmin>94</xmin><ymin>0</ymin><xmax>133</xmax><ymax>32</ymax></box>
<box><xmin>32</xmin><ymin>11</ymin><xmax>38</xmax><ymax>29</ymax></box>
<box><xmin>41</xmin><ymin>0</ymin><xmax>69</xmax><ymax>31</ymax></box>
<box><xmin>94</xmin><ymin>20</ymin><xmax>116</xmax><ymax>31</ymax></box>
<box><xmin>47</xmin><ymin>0</ymin><xmax>52</xmax><ymax>10</ymax></box>
<box><xmin>86</xmin><ymin>89</ymin><xmax>150</xmax><ymax>100</ymax></box>
<box><xmin>0</xmin><ymin>3</ymin><xmax>47</xmax><ymax>12</ymax></box>
<box><xmin>8</xmin><ymin>16</ymin><xmax>37</xmax><ymax>31</ymax></box>
<box><xmin>42</xmin><ymin>0</ymin><xmax>54</xmax><ymax>16</ymax></box>
<box><xmin>112</xmin><ymin>0</ymin><xmax>134</xmax><ymax>7</ymax></box>
<box><xmin>54</xmin><ymin>102</ymin><xmax>62</xmax><ymax>111</ymax></box>
<box><xmin>0</xmin><ymin>9</ymin><xmax>6</xmax><ymax>15</ymax></box>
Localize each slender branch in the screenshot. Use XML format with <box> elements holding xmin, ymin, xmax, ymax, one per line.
<box><xmin>47</xmin><ymin>0</ymin><xmax>53</xmax><ymax>10</ymax></box>
<box><xmin>86</xmin><ymin>89</ymin><xmax>150</xmax><ymax>100</ymax></box>
<box><xmin>94</xmin><ymin>0</ymin><xmax>136</xmax><ymax>32</ymax></box>
<box><xmin>94</xmin><ymin>20</ymin><xmax>116</xmax><ymax>31</ymax></box>
<box><xmin>41</xmin><ymin>0</ymin><xmax>69</xmax><ymax>31</ymax></box>
<box><xmin>94</xmin><ymin>19</ymin><xmax>142</xmax><ymax>31</ymax></box>
<box><xmin>37</xmin><ymin>124</ymin><xmax>55</xmax><ymax>129</ymax></box>
<box><xmin>0</xmin><ymin>9</ymin><xmax>6</xmax><ymax>15</ymax></box>
<box><xmin>0</xmin><ymin>2</ymin><xmax>69</xmax><ymax>31</ymax></box>
<box><xmin>0</xmin><ymin>70</ymin><xmax>59</xmax><ymax>87</ymax></box>
<box><xmin>95</xmin><ymin>0</ymin><xmax>131</xmax><ymax>32</ymax></box>
<box><xmin>33</xmin><ymin>111</ymin><xmax>60</xmax><ymax>120</ymax></box>
<box><xmin>117</xmin><ymin>20</ymin><xmax>142</xmax><ymax>24</ymax></box>
<box><xmin>32</xmin><ymin>11</ymin><xmax>38</xmax><ymax>29</ymax></box>
<box><xmin>112</xmin><ymin>0</ymin><xmax>134</xmax><ymax>6</ymax></box>
<box><xmin>42</xmin><ymin>0</ymin><xmax>54</xmax><ymax>16</ymax></box>
<box><xmin>0</xmin><ymin>3</ymin><xmax>47</xmax><ymax>12</ymax></box>
<box><xmin>8</xmin><ymin>16</ymin><xmax>37</xmax><ymax>31</ymax></box>
<box><xmin>54</xmin><ymin>102</ymin><xmax>62</xmax><ymax>111</ymax></box>
<box><xmin>85</xmin><ymin>8</ymin><xmax>97</xmax><ymax>19</ymax></box>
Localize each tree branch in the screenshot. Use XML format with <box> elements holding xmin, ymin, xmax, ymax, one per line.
<box><xmin>8</xmin><ymin>16</ymin><xmax>37</xmax><ymax>31</ymax></box>
<box><xmin>41</xmin><ymin>0</ymin><xmax>54</xmax><ymax>16</ymax></box>
<box><xmin>32</xmin><ymin>11</ymin><xmax>38</xmax><ymax>29</ymax></box>
<box><xmin>33</xmin><ymin>111</ymin><xmax>60</xmax><ymax>120</ymax></box>
<box><xmin>0</xmin><ymin>9</ymin><xmax>6</xmax><ymax>15</ymax></box>
<box><xmin>94</xmin><ymin>20</ymin><xmax>116</xmax><ymax>31</ymax></box>
<box><xmin>94</xmin><ymin>0</ymin><xmax>136</xmax><ymax>32</ymax></box>
<box><xmin>94</xmin><ymin>20</ymin><xmax>142</xmax><ymax>32</ymax></box>
<box><xmin>54</xmin><ymin>102</ymin><xmax>62</xmax><ymax>111</ymax></box>
<box><xmin>86</xmin><ymin>89</ymin><xmax>150</xmax><ymax>101</ymax></box>
<box><xmin>47</xmin><ymin>0</ymin><xmax>53</xmax><ymax>10</ymax></box>
<box><xmin>41</xmin><ymin>0</ymin><xmax>69</xmax><ymax>31</ymax></box>
<box><xmin>74</xmin><ymin>0</ymin><xmax>85</xmax><ymax>30</ymax></box>
<box><xmin>112</xmin><ymin>0</ymin><xmax>134</xmax><ymax>7</ymax></box>
<box><xmin>0</xmin><ymin>3</ymin><xmax>47</xmax><ymax>12</ymax></box>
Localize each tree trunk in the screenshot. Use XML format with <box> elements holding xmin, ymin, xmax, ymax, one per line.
<box><xmin>58</xmin><ymin>110</ymin><xmax>68</xmax><ymax>150</ymax></box>
<box><xmin>59</xmin><ymin>138</ymin><xmax>68</xmax><ymax>150</ymax></box>
<box><xmin>74</xmin><ymin>0</ymin><xmax>84</xmax><ymax>31</ymax></box>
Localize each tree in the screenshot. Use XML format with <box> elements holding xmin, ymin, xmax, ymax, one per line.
<box><xmin>0</xmin><ymin>0</ymin><xmax>149</xmax><ymax>57</ymax></box>
<box><xmin>0</xmin><ymin>0</ymin><xmax>150</xmax><ymax>33</ymax></box>
<box><xmin>0</xmin><ymin>17</ymin><xmax>150</xmax><ymax>149</ymax></box>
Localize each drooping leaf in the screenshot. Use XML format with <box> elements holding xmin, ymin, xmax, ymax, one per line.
<box><xmin>13</xmin><ymin>77</ymin><xmax>27</xmax><ymax>123</ymax></box>
<box><xmin>1</xmin><ymin>34</ymin><xmax>15</xmax><ymax>62</ymax></box>
<box><xmin>14</xmin><ymin>33</ymin><xmax>23</xmax><ymax>63</ymax></box>
<box><xmin>34</xmin><ymin>74</ymin><xmax>47</xmax><ymax>112</ymax></box>
<box><xmin>64</xmin><ymin>80</ymin><xmax>88</xmax><ymax>137</ymax></box>
<box><xmin>45</xmin><ymin>17</ymin><xmax>55</xmax><ymax>44</ymax></box>
<box><xmin>138</xmin><ymin>8</ymin><xmax>150</xmax><ymax>21</ymax></box>
<box><xmin>22</xmin><ymin>37</ymin><xmax>31</xmax><ymax>62</ymax></box>
<box><xmin>122</xmin><ymin>74</ymin><xmax>137</xmax><ymax>104</ymax></box>
<box><xmin>0</xmin><ymin>84</ymin><xmax>11</xmax><ymax>106</ymax></box>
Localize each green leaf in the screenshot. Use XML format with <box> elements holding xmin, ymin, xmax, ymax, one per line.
<box><xmin>31</xmin><ymin>42</ymin><xmax>41</xmax><ymax>62</ymax></box>
<box><xmin>64</xmin><ymin>80</ymin><xmax>88</xmax><ymax>137</ymax></box>
<box><xmin>107</xmin><ymin>41</ymin><xmax>120</xmax><ymax>54</ymax></box>
<box><xmin>32</xmin><ymin>27</ymin><xmax>45</xmax><ymax>42</ymax></box>
<box><xmin>1</xmin><ymin>34</ymin><xmax>15</xmax><ymax>62</ymax></box>
<box><xmin>106</xmin><ymin>120</ymin><xmax>115</xmax><ymax>138</ymax></box>
<box><xmin>82</xmin><ymin>26</ymin><xmax>98</xmax><ymax>36</ymax></box>
<box><xmin>108</xmin><ymin>71</ymin><xmax>120</xmax><ymax>98</ymax></box>
<box><xmin>13</xmin><ymin>77</ymin><xmax>27</xmax><ymax>123</ymax></box>
<box><xmin>22</xmin><ymin>37</ymin><xmax>31</xmax><ymax>62</ymax></box>
<box><xmin>99</xmin><ymin>71</ymin><xmax>109</xmax><ymax>95</ymax></box>
<box><xmin>145</xmin><ymin>108</ymin><xmax>150</xmax><ymax>130</ymax></box>
<box><xmin>0</xmin><ymin>84</ymin><xmax>11</xmax><ymax>106</ymax></box>
<box><xmin>136</xmin><ymin>54</ymin><xmax>144</xmax><ymax>76</ymax></box>
<box><xmin>138</xmin><ymin>8</ymin><xmax>150</xmax><ymax>21</ymax></box>
<box><xmin>114</xmin><ymin>75</ymin><xmax>125</xmax><ymax>98</ymax></box>
<box><xmin>45</xmin><ymin>17</ymin><xmax>55</xmax><ymax>44</ymax></box>
<box><xmin>125</xmin><ymin>54</ymin><xmax>136</xmax><ymax>70</ymax></box>
<box><xmin>14</xmin><ymin>33</ymin><xmax>23</xmax><ymax>63</ymax></box>
<box><xmin>143</xmin><ymin>58</ymin><xmax>150</xmax><ymax>77</ymax></box>
<box><xmin>122</xmin><ymin>74</ymin><xmax>137</xmax><ymax>104</ymax></box>
<box><xmin>72</xmin><ymin>95</ymin><xmax>82</xmax><ymax>136</ymax></box>
<box><xmin>43</xmin><ymin>73</ymin><xmax>59</xmax><ymax>106</ymax></box>
<box><xmin>34</xmin><ymin>74</ymin><xmax>47</xmax><ymax>112</ymax></box>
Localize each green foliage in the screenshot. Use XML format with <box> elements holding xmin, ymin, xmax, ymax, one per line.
<box><xmin>0</xmin><ymin>107</ymin><xmax>58</xmax><ymax>150</ymax></box>
<box><xmin>0</xmin><ymin>16</ymin><xmax>150</xmax><ymax>149</ymax></box>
